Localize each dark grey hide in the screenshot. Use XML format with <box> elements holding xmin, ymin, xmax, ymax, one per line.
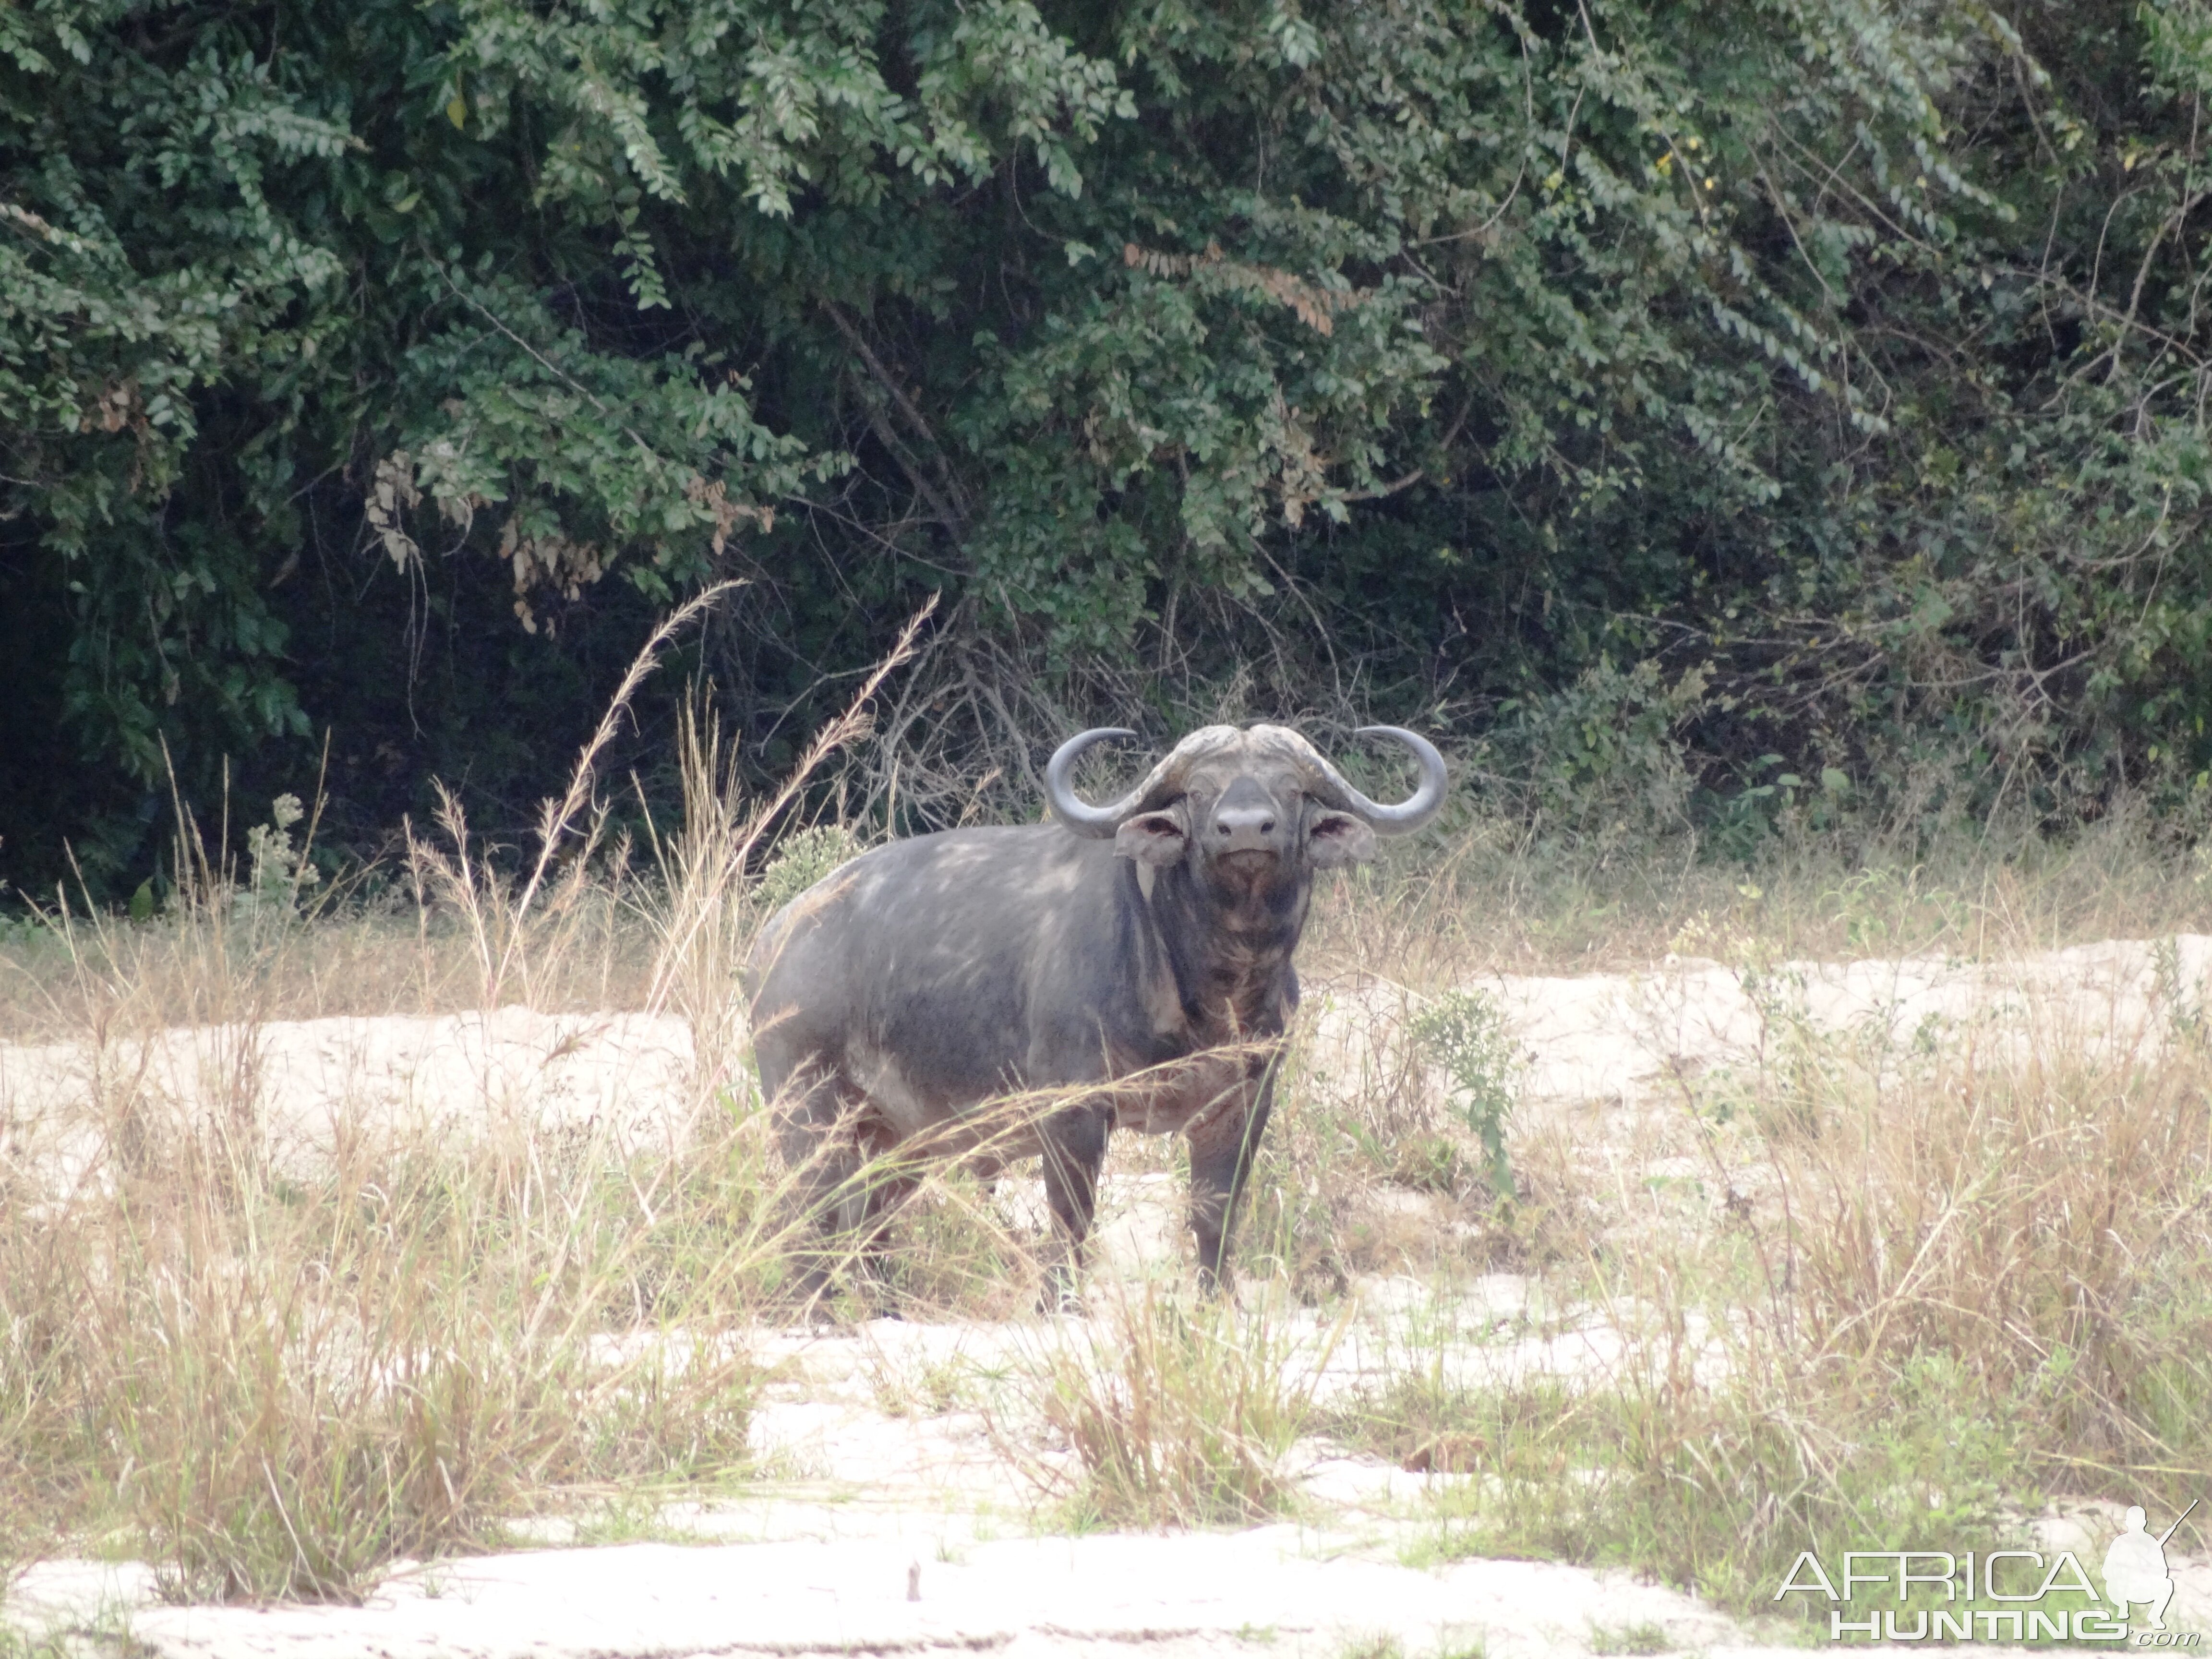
<box><xmin>743</xmin><ymin>722</ymin><xmax>1446</xmax><ymax>1306</ymax></box>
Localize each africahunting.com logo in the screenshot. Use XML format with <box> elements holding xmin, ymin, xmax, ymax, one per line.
<box><xmin>1776</xmin><ymin>1500</ymin><xmax>2200</xmax><ymax>1644</ymax></box>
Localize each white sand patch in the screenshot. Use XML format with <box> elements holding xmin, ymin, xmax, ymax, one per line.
<box><xmin>1305</xmin><ymin>932</ymin><xmax>2212</xmax><ymax>1118</ymax></box>
<box><xmin>13</xmin><ymin>1529</ymin><xmax>1782</xmax><ymax>1659</ymax></box>
<box><xmin>0</xmin><ymin>1006</ymin><xmax>699</xmax><ymax>1186</ymax></box>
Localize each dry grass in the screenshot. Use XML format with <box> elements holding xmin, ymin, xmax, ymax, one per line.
<box><xmin>1000</xmin><ymin>1281</ymin><xmax>1337</xmax><ymax>1530</ymax></box>
<box><xmin>0</xmin><ymin>594</ymin><xmax>955</xmax><ymax>1601</ymax></box>
<box><xmin>1307</xmin><ymin>797</ymin><xmax>2212</xmax><ymax>979</ymax></box>
<box><xmin>0</xmin><ymin>860</ymin><xmax>656</xmax><ymax>1044</ymax></box>
<box><xmin>5</xmin><ymin>687</ymin><xmax>2212</xmax><ymax>1622</ymax></box>
<box><xmin>1319</xmin><ymin>917</ymin><xmax>2212</xmax><ymax>1614</ymax></box>
<box><xmin>1</xmin><ymin>1091</ymin><xmax>771</xmax><ymax>1600</ymax></box>
<box><xmin>1121</xmin><ymin>811</ymin><xmax>2212</xmax><ymax>1617</ymax></box>
<box><xmin>0</xmin><ymin>846</ymin><xmax>787</xmax><ymax>1600</ymax></box>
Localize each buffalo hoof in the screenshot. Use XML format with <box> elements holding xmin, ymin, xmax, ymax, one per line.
<box><xmin>1038</xmin><ymin>1264</ymin><xmax>1086</xmax><ymax>1315</ymax></box>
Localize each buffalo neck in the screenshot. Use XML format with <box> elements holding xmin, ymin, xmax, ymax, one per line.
<box><xmin>1137</xmin><ymin>854</ymin><xmax>1310</xmax><ymax>1037</ymax></box>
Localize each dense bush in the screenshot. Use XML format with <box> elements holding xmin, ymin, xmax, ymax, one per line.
<box><xmin>7</xmin><ymin>0</ymin><xmax>2212</xmax><ymax>897</ymax></box>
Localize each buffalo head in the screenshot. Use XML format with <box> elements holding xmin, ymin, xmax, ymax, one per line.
<box><xmin>1043</xmin><ymin>723</ymin><xmax>1446</xmax><ymax>890</ymax></box>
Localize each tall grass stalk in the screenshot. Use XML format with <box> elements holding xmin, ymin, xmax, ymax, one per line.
<box><xmin>0</xmin><ymin>595</ymin><xmax>945</xmax><ymax>1601</ymax></box>
<box><xmin>638</xmin><ymin>593</ymin><xmax>936</xmax><ymax>1098</ymax></box>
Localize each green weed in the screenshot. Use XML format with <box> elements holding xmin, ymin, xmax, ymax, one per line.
<box><xmin>753</xmin><ymin>825</ymin><xmax>862</xmax><ymax>916</ymax></box>
<box><xmin>1586</xmin><ymin>1622</ymin><xmax>1672</xmax><ymax>1656</ymax></box>
<box><xmin>1410</xmin><ymin>989</ymin><xmax>1520</xmax><ymax>1201</ymax></box>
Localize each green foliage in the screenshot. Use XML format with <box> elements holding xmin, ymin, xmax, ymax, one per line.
<box><xmin>238</xmin><ymin>793</ymin><xmax>319</xmax><ymax>925</ymax></box>
<box><xmin>1585</xmin><ymin>1624</ymin><xmax>1671</xmax><ymax>1657</ymax></box>
<box><xmin>1411</xmin><ymin>988</ymin><xmax>1519</xmax><ymax>1200</ymax></box>
<box><xmin>14</xmin><ymin>0</ymin><xmax>2212</xmax><ymax>892</ymax></box>
<box><xmin>752</xmin><ymin>822</ymin><xmax>860</xmax><ymax>914</ymax></box>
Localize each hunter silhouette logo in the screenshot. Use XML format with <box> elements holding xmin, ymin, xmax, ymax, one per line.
<box><xmin>1777</xmin><ymin>1495</ymin><xmax>2201</xmax><ymax>1643</ymax></box>
<box><xmin>2104</xmin><ymin>1501</ymin><xmax>2197</xmax><ymax>1633</ymax></box>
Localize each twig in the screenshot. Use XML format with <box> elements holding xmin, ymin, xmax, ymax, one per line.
<box><xmin>1338</xmin><ymin>396</ymin><xmax>1474</xmax><ymax>503</ymax></box>
<box><xmin>643</xmin><ymin>591</ymin><xmax>940</xmax><ymax>1013</ymax></box>
<box><xmin>822</xmin><ymin>303</ymin><xmax>972</xmax><ymax>533</ymax></box>
<box><xmin>426</xmin><ymin>255</ymin><xmax>661</xmax><ymax>463</ymax></box>
<box><xmin>494</xmin><ymin>580</ymin><xmax>744</xmax><ymax>996</ymax></box>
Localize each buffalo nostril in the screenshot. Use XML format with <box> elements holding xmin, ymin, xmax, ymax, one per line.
<box><xmin>1213</xmin><ymin>806</ymin><xmax>1276</xmax><ymax>845</ymax></box>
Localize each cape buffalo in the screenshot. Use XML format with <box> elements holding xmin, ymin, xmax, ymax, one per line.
<box><xmin>743</xmin><ymin>722</ymin><xmax>1446</xmax><ymax>1305</ymax></box>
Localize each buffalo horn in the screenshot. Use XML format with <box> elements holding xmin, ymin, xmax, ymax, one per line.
<box><xmin>1297</xmin><ymin>726</ymin><xmax>1449</xmax><ymax>835</ymax></box>
<box><xmin>1044</xmin><ymin>728</ymin><xmax>1144</xmax><ymax>837</ymax></box>
<box><xmin>1046</xmin><ymin>726</ymin><xmax>1242</xmax><ymax>836</ymax></box>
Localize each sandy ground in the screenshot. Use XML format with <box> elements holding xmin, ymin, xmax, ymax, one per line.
<box><xmin>9</xmin><ymin>1533</ymin><xmax>1779</xmax><ymax>1659</ymax></box>
<box><xmin>1302</xmin><ymin>933</ymin><xmax>2212</xmax><ymax>1117</ymax></box>
<box><xmin>6</xmin><ymin>938</ymin><xmax>2211</xmax><ymax>1656</ymax></box>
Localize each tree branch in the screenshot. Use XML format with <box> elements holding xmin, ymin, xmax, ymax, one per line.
<box><xmin>823</xmin><ymin>302</ymin><xmax>972</xmax><ymax>534</ymax></box>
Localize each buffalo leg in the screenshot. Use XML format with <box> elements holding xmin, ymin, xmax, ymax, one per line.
<box><xmin>1037</xmin><ymin>1102</ymin><xmax>1112</xmax><ymax>1311</ymax></box>
<box><xmin>1188</xmin><ymin>1053</ymin><xmax>1280</xmax><ymax>1294</ymax></box>
<box><xmin>772</xmin><ymin>1062</ymin><xmax>889</xmax><ymax>1312</ymax></box>
<box><xmin>855</xmin><ymin>1167</ymin><xmax>919</xmax><ymax>1318</ymax></box>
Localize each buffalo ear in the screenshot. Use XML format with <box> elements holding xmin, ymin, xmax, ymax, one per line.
<box><xmin>1305</xmin><ymin>810</ymin><xmax>1376</xmax><ymax>868</ymax></box>
<box><xmin>1115</xmin><ymin>809</ymin><xmax>1189</xmax><ymax>866</ymax></box>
